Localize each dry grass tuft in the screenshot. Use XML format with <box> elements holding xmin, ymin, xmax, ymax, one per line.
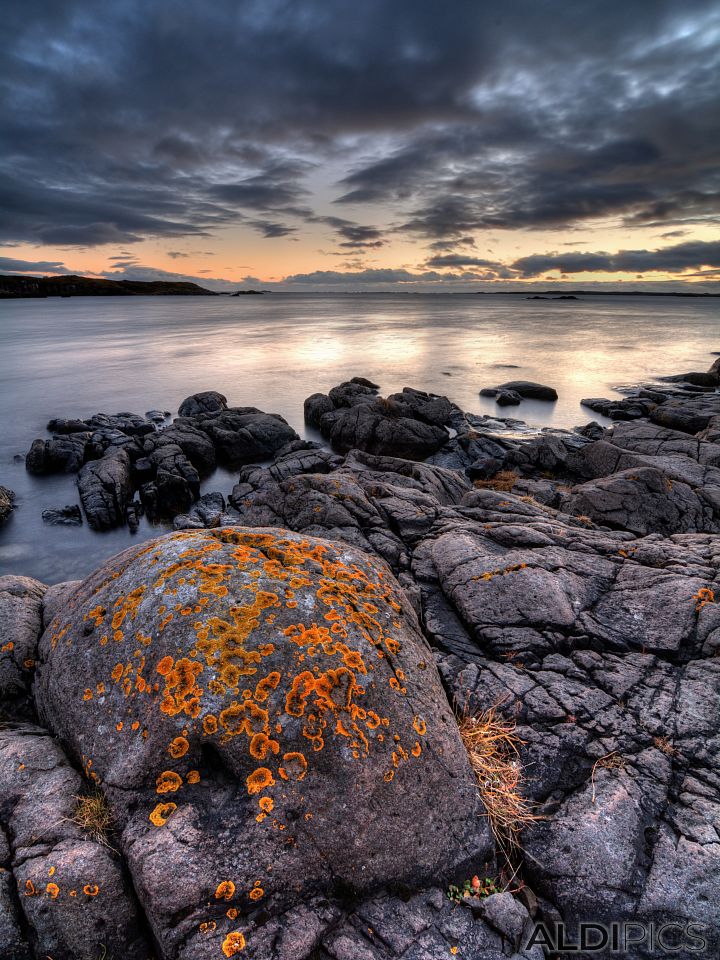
<box><xmin>70</xmin><ymin>788</ymin><xmax>114</xmax><ymax>846</ymax></box>
<box><xmin>590</xmin><ymin>750</ymin><xmax>625</xmax><ymax>803</ymax></box>
<box><xmin>458</xmin><ymin>706</ymin><xmax>538</xmax><ymax>860</ymax></box>
<box><xmin>473</xmin><ymin>470</ymin><xmax>519</xmax><ymax>492</ymax></box>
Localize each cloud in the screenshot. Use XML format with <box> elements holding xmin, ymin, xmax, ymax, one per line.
<box><xmin>0</xmin><ymin>257</ymin><xmax>70</xmax><ymax>274</ymax></box>
<box><xmin>511</xmin><ymin>240</ymin><xmax>720</xmax><ymax>276</ymax></box>
<box><xmin>1</xmin><ymin>0</ymin><xmax>718</xmax><ymax>258</ymax></box>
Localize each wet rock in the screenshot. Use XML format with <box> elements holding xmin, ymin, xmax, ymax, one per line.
<box><xmin>140</xmin><ymin>444</ymin><xmax>200</xmax><ymax>521</ymax></box>
<box><xmin>177</xmin><ymin>390</ymin><xmax>228</xmax><ymax>417</ymax></box>
<box><xmin>145</xmin><ymin>423</ymin><xmax>217</xmax><ymax>474</ymax></box>
<box><xmin>41</xmin><ymin>505</ymin><xmax>82</xmax><ymax>526</ymax></box>
<box><xmin>46</xmin><ymin>418</ymin><xmax>91</xmax><ymax>434</ymax></box>
<box><xmin>384</xmin><ymin>388</ymin><xmax>454</xmax><ymax>426</ymax></box>
<box><xmin>86</xmin><ymin>412</ymin><xmax>155</xmax><ymax>437</ymax></box>
<box><xmin>146</xmin><ymin>409</ymin><xmax>169</xmax><ymax>423</ymax></box>
<box><xmin>483</xmin><ymin>381</ymin><xmax>558</xmax><ymax>402</ymax></box>
<box><xmin>77</xmin><ymin>450</ymin><xmax>133</xmax><ymax>530</ymax></box>
<box><xmin>0</xmin><ymin>486</ymin><xmax>13</xmax><ymax>524</ymax></box>
<box><xmin>496</xmin><ymin>389</ymin><xmax>522</xmax><ymax>406</ymax></box>
<box><xmin>36</xmin><ymin>527</ymin><xmax>492</xmax><ymax>957</ymax></box>
<box><xmin>174</xmin><ymin>492</ymin><xmax>227</xmax><ymax>530</ymax></box>
<box><xmin>328</xmin><ymin>380</ymin><xmax>378</xmax><ymax>408</ymax></box>
<box><xmin>319</xmin><ymin>404</ymin><xmax>448</xmax><ymax>460</ymax></box>
<box><xmin>304</xmin><ymin>392</ymin><xmax>335</xmax><ymax>426</ymax></box>
<box><xmin>192</xmin><ymin>408</ymin><xmax>299</xmax><ymax>466</ymax></box>
<box><xmin>84</xmin><ymin>427</ymin><xmax>144</xmax><ymax>462</ymax></box>
<box><xmin>25</xmin><ymin>434</ymin><xmax>90</xmax><ymax>474</ymax></box>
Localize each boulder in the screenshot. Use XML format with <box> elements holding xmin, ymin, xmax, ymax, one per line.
<box><xmin>304</xmin><ymin>392</ymin><xmax>335</xmax><ymax>427</ymax></box>
<box><xmin>36</xmin><ymin>528</ymin><xmax>491</xmax><ymax>957</ymax></box>
<box><xmin>178</xmin><ymin>390</ymin><xmax>228</xmax><ymax>417</ymax></box>
<box><xmin>77</xmin><ymin>450</ymin><xmax>133</xmax><ymax>530</ymax></box>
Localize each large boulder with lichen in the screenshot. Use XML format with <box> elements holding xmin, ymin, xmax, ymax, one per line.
<box><xmin>35</xmin><ymin>528</ymin><xmax>491</xmax><ymax>959</ymax></box>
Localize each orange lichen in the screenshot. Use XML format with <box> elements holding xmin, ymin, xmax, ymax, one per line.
<box><xmin>249</xmin><ymin>886</ymin><xmax>264</xmax><ymax>901</ymax></box>
<box><xmin>278</xmin><ymin>751</ymin><xmax>307</xmax><ymax>781</ymax></box>
<box><xmin>258</xmin><ymin>796</ymin><xmax>274</xmax><ymax>813</ymax></box>
<box><xmin>168</xmin><ymin>735</ymin><xmax>189</xmax><ymax>759</ymax></box>
<box><xmin>222</xmin><ymin>931</ymin><xmax>246</xmax><ymax>956</ymax></box>
<box><xmin>24</xmin><ymin>880</ymin><xmax>35</xmax><ymax>897</ymax></box>
<box><xmin>46</xmin><ymin>882</ymin><xmax>59</xmax><ymax>899</ymax></box>
<box><xmin>159</xmin><ymin>658</ymin><xmax>204</xmax><ymax>718</ymax></box>
<box><xmin>202</xmin><ymin>714</ymin><xmax>218</xmax><ymax>735</ymax></box>
<box><xmin>215</xmin><ymin>880</ymin><xmax>236</xmax><ymax>901</ymax></box>
<box><xmin>156</xmin><ymin>770</ymin><xmax>183</xmax><ymax>794</ymax></box>
<box><xmin>246</xmin><ymin>767</ymin><xmax>275</xmax><ymax>795</ymax></box>
<box><xmin>199</xmin><ymin>921</ymin><xmax>216</xmax><ymax>934</ymax></box>
<box><xmin>149</xmin><ymin>802</ymin><xmax>177</xmax><ymax>826</ymax></box>
<box><xmin>694</xmin><ymin>587</ymin><xmax>716</xmax><ymax>612</ymax></box>
<box><xmin>83</xmin><ymin>884</ymin><xmax>99</xmax><ymax>897</ymax></box>
<box><xmin>413</xmin><ymin>715</ymin><xmax>427</xmax><ymax>736</ymax></box>
<box><xmin>187</xmin><ymin>769</ymin><xmax>201</xmax><ymax>784</ymax></box>
<box><xmin>227</xmin><ymin>907</ymin><xmax>238</xmax><ymax>919</ymax></box>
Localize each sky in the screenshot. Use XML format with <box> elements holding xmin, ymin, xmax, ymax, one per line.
<box><xmin>1</xmin><ymin>0</ymin><xmax>719</xmax><ymax>291</ymax></box>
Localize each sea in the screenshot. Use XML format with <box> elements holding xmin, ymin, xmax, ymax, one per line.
<box><xmin>1</xmin><ymin>292</ymin><xmax>718</xmax><ymax>583</ymax></box>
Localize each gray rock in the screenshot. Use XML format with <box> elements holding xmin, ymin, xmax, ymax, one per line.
<box><xmin>304</xmin><ymin>392</ymin><xmax>335</xmax><ymax>426</ymax></box>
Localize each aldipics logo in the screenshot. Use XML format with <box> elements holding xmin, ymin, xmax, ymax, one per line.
<box><xmin>525</xmin><ymin>921</ymin><xmax>709</xmax><ymax>955</ymax></box>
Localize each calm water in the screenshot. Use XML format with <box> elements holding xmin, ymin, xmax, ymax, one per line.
<box><xmin>0</xmin><ymin>292</ymin><xmax>718</xmax><ymax>584</ymax></box>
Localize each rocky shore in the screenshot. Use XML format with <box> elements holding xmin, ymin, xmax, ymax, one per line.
<box><xmin>2</xmin><ymin>358</ymin><xmax>720</xmax><ymax>959</ymax></box>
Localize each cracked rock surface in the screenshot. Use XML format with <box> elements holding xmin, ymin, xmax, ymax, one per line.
<box><xmin>4</xmin><ymin>364</ymin><xmax>720</xmax><ymax>957</ymax></box>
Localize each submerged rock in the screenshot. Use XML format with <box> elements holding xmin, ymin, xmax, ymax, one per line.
<box><xmin>36</xmin><ymin>528</ymin><xmax>491</xmax><ymax>957</ymax></box>
<box><xmin>41</xmin><ymin>505</ymin><xmax>82</xmax><ymax>526</ymax></box>
<box><xmin>481</xmin><ymin>381</ymin><xmax>558</xmax><ymax>402</ymax></box>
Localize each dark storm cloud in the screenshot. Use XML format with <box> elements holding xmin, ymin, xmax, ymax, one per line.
<box><xmin>1</xmin><ymin>0</ymin><xmax>719</xmax><ymax>257</ymax></box>
<box><xmin>0</xmin><ymin>257</ymin><xmax>70</xmax><ymax>274</ymax></box>
<box><xmin>512</xmin><ymin>240</ymin><xmax>720</xmax><ymax>276</ymax></box>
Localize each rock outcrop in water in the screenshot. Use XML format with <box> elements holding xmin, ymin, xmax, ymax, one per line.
<box><xmin>0</xmin><ymin>485</ymin><xmax>13</xmax><ymax>524</ymax></box>
<box><xmin>4</xmin><ymin>358</ymin><xmax>720</xmax><ymax>957</ymax></box>
<box><xmin>23</xmin><ymin>396</ymin><xmax>300</xmax><ymax>531</ymax></box>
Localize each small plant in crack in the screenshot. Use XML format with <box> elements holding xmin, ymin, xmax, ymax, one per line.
<box><xmin>68</xmin><ymin>787</ymin><xmax>114</xmax><ymax>848</ymax></box>
<box><xmin>457</xmin><ymin>704</ymin><xmax>539</xmax><ymax>862</ymax></box>
<box><xmin>590</xmin><ymin>750</ymin><xmax>626</xmax><ymax>804</ymax></box>
<box><xmin>447</xmin><ymin>874</ymin><xmax>501</xmax><ymax>903</ymax></box>
<box><xmin>653</xmin><ymin>735</ymin><xmax>677</xmax><ymax>756</ymax></box>
<box><xmin>473</xmin><ymin>470</ymin><xmax>519</xmax><ymax>492</ymax></box>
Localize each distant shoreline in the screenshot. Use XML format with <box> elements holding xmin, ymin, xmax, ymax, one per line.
<box><xmin>1</xmin><ymin>272</ymin><xmax>717</xmax><ymax>298</ymax></box>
